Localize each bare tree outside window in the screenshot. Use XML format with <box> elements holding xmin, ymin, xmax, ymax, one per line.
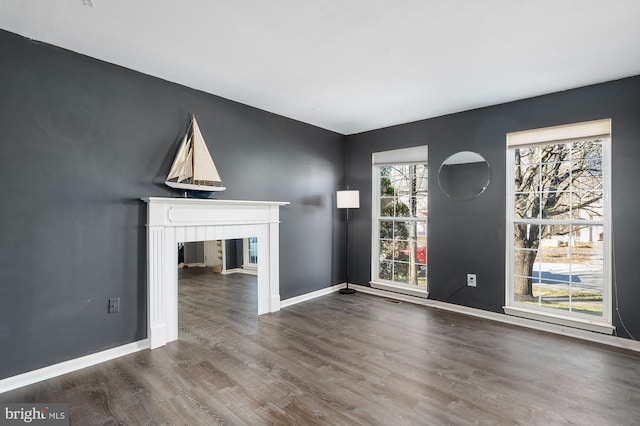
<box><xmin>512</xmin><ymin>139</ymin><xmax>605</xmax><ymax>316</ymax></box>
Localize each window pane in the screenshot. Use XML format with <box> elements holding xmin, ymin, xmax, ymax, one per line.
<box><xmin>533</xmin><ymin>251</ymin><xmax>571</xmax><ymax>285</ymax></box>
<box><xmin>414</xmin><ymin>197</ymin><xmax>428</xmax><ymax>217</ymax></box>
<box><xmin>541</xmin><ymin>224</ymin><xmax>570</xmax><ymax>244</ymax></box>
<box><xmin>514</xmin><ymin>223</ymin><xmax>541</xmax><ymax>247</ymax></box>
<box><xmin>396</xmin><ymin>195</ymin><xmax>411</xmax><ymax>217</ymax></box>
<box><xmin>394</xmin><ymin>240</ymin><xmax>409</xmax><ymax>261</ymax></box>
<box><xmin>515</xmin><ymin>146</ymin><xmax>540</xmax><ymax>168</ymax></box>
<box><xmin>572</xmin><ymin>161</ymin><xmax>603</xmax><ymax>191</ymax></box>
<box><xmin>379</xmin><ymin>220</ymin><xmax>393</xmax><ymax>239</ymax></box>
<box><xmin>515</xmin><ymin>192</ymin><xmax>539</xmax><ymax>219</ymax></box>
<box><xmin>248</xmin><ymin>237</ymin><xmax>258</xmax><ymax>264</ymax></box>
<box><xmin>379</xmin><ymin>260</ymin><xmax>393</xmax><ymax>280</ymax></box>
<box><xmin>542</xmin><ymin>143</ymin><xmax>571</xmax><ymax>163</ymax></box>
<box><xmin>380</xmin><ymin>168</ymin><xmax>395</xmax><ymax>196</ymax></box>
<box><xmin>514</xmin><ymin>273</ymin><xmax>539</xmax><ymax>303</ymax></box>
<box><xmin>538</xmin><ymin>281</ymin><xmax>572</xmax><ymax>313</ymax></box>
<box><xmin>393</xmin><ymin>221</ymin><xmax>410</xmax><ymax>240</ymax></box>
<box><xmin>380</xmin><ymin>197</ymin><xmax>395</xmax><ymax>216</ymax></box>
<box><xmin>571</xmin><ymin>191</ymin><xmax>603</xmax><ymax>220</ymax></box>
<box><xmin>379</xmin><ymin>240</ymin><xmax>393</xmax><ymax>261</ymax></box>
<box><xmin>514</xmin><ymin>161</ymin><xmax>541</xmax><ymax>193</ymax></box>
<box><xmin>571</xmin><ymin>139</ymin><xmax>602</xmax><ymax>160</ymax></box>
<box><xmin>416</xmin><ymin>222</ymin><xmax>427</xmax><ymax>246</ymax></box>
<box><xmin>513</xmin><ymin>251</ymin><xmax>537</xmax><ymax>301</ymax></box>
<box><xmin>540</xmin><ymin>161</ymin><xmax>571</xmax><ymax>192</ymax></box>
<box><xmin>393</xmin><ymin>262</ymin><xmax>409</xmax><ymax>284</ymax></box>
<box><xmin>536</xmin><ymin>245</ymin><xmax>569</xmax><ymax>266</ymax></box>
<box><xmin>571</xmin><ymin>286</ymin><xmax>603</xmax><ymax>317</ymax></box>
<box><xmin>541</xmin><ymin>191</ymin><xmax>570</xmax><ymax>219</ymax></box>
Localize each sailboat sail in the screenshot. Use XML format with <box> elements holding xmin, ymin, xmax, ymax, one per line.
<box><xmin>165</xmin><ymin>115</ymin><xmax>226</xmax><ymax>193</ymax></box>
<box><xmin>191</xmin><ymin>118</ymin><xmax>223</xmax><ymax>185</ymax></box>
<box><xmin>166</xmin><ymin>133</ymin><xmax>189</xmax><ymax>181</ymax></box>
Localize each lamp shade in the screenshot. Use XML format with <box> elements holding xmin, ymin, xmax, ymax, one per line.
<box><xmin>336</xmin><ymin>190</ymin><xmax>360</xmax><ymax>209</ymax></box>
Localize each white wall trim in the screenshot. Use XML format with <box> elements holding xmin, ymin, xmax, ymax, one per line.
<box><xmin>370</xmin><ymin>281</ymin><xmax>428</xmax><ymax>298</ymax></box>
<box><xmin>503</xmin><ymin>305</ymin><xmax>615</xmax><ymax>335</ymax></box>
<box><xmin>352</xmin><ymin>284</ymin><xmax>432</xmax><ymax>305</ymax></box>
<box><xmin>220</xmin><ymin>267</ymin><xmax>242</xmax><ymax>275</ymax></box>
<box><xmin>280</xmin><ymin>283</ymin><xmax>345</xmax><ymax>308</ymax></box>
<box><xmin>183</xmin><ymin>262</ymin><xmax>206</xmax><ymax>268</ymax></box>
<box><xmin>350</xmin><ymin>284</ymin><xmax>640</xmax><ymax>353</ymax></box>
<box><xmin>220</xmin><ymin>267</ymin><xmax>258</xmax><ymax>276</ymax></box>
<box><xmin>0</xmin><ymin>339</ymin><xmax>149</xmax><ymax>394</ymax></box>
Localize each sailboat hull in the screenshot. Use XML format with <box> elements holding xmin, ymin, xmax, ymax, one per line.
<box><xmin>165</xmin><ymin>180</ymin><xmax>226</xmax><ymax>192</ymax></box>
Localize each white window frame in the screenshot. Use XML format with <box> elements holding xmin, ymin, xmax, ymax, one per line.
<box><xmin>505</xmin><ymin>119</ymin><xmax>614</xmax><ymax>334</ymax></box>
<box><xmin>370</xmin><ymin>146</ymin><xmax>428</xmax><ymax>298</ymax></box>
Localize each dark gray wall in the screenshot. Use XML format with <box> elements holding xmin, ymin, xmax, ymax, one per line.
<box><xmin>345</xmin><ymin>75</ymin><xmax>640</xmax><ymax>339</ymax></box>
<box><xmin>183</xmin><ymin>242</ymin><xmax>204</xmax><ymax>264</ymax></box>
<box><xmin>224</xmin><ymin>239</ymin><xmax>244</xmax><ymax>270</ymax></box>
<box><xmin>0</xmin><ymin>30</ymin><xmax>346</xmax><ymax>379</ymax></box>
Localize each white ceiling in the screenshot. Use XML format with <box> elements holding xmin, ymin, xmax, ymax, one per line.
<box><xmin>2</xmin><ymin>0</ymin><xmax>640</xmax><ymax>135</ymax></box>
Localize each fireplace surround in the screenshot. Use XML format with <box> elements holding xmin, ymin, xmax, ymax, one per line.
<box><xmin>143</xmin><ymin>197</ymin><xmax>289</xmax><ymax>349</ymax></box>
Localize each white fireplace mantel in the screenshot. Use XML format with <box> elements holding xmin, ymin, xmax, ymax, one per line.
<box><xmin>142</xmin><ymin>197</ymin><xmax>289</xmax><ymax>349</ymax></box>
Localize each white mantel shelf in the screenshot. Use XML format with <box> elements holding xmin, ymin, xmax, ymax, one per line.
<box><xmin>142</xmin><ymin>197</ymin><xmax>289</xmax><ymax>226</ymax></box>
<box><xmin>143</xmin><ymin>197</ymin><xmax>290</xmax><ymax>206</ymax></box>
<box><xmin>142</xmin><ymin>197</ymin><xmax>289</xmax><ymax>349</ymax></box>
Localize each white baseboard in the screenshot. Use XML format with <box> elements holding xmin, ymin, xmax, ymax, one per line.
<box><xmin>370</xmin><ymin>281</ymin><xmax>429</xmax><ymax>298</ymax></box>
<box><xmin>351</xmin><ymin>284</ymin><xmax>432</xmax><ymax>305</ymax></box>
<box><xmin>181</xmin><ymin>262</ymin><xmax>206</xmax><ymax>268</ymax></box>
<box><xmin>220</xmin><ymin>268</ymin><xmax>258</xmax><ymax>276</ymax></box>
<box><xmin>280</xmin><ymin>283</ymin><xmax>345</xmax><ymax>308</ymax></box>
<box><xmin>503</xmin><ymin>305</ymin><xmax>615</xmax><ymax>335</ymax></box>
<box><xmin>0</xmin><ymin>339</ymin><xmax>149</xmax><ymax>394</ymax></box>
<box><xmin>350</xmin><ymin>284</ymin><xmax>640</xmax><ymax>353</ymax></box>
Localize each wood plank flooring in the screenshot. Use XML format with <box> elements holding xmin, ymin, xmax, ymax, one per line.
<box><xmin>2</xmin><ymin>267</ymin><xmax>640</xmax><ymax>425</ymax></box>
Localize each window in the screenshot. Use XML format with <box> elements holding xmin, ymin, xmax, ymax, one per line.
<box><xmin>371</xmin><ymin>146</ymin><xmax>428</xmax><ymax>296</ymax></box>
<box><xmin>506</xmin><ymin>119</ymin><xmax>612</xmax><ymax>333</ymax></box>
<box><xmin>243</xmin><ymin>237</ymin><xmax>258</xmax><ymax>270</ymax></box>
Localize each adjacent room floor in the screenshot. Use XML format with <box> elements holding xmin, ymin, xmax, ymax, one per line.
<box><xmin>2</xmin><ymin>267</ymin><xmax>640</xmax><ymax>424</ymax></box>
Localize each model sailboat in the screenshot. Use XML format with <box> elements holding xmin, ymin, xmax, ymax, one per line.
<box><xmin>165</xmin><ymin>115</ymin><xmax>226</xmax><ymax>195</ymax></box>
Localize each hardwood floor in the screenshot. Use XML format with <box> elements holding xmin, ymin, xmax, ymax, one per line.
<box><xmin>3</xmin><ymin>267</ymin><xmax>640</xmax><ymax>425</ymax></box>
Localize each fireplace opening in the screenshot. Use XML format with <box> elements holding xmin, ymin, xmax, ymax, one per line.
<box><xmin>144</xmin><ymin>197</ymin><xmax>287</xmax><ymax>349</ymax></box>
<box><xmin>177</xmin><ymin>264</ymin><xmax>258</xmax><ymax>342</ymax></box>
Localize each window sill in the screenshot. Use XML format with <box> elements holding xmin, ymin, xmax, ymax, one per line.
<box><xmin>503</xmin><ymin>305</ymin><xmax>614</xmax><ymax>335</ymax></box>
<box><xmin>370</xmin><ymin>281</ymin><xmax>428</xmax><ymax>298</ymax></box>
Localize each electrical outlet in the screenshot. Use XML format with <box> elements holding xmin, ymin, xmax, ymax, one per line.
<box><xmin>467</xmin><ymin>273</ymin><xmax>477</xmax><ymax>287</ymax></box>
<box><xmin>108</xmin><ymin>297</ymin><xmax>120</xmax><ymax>313</ymax></box>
